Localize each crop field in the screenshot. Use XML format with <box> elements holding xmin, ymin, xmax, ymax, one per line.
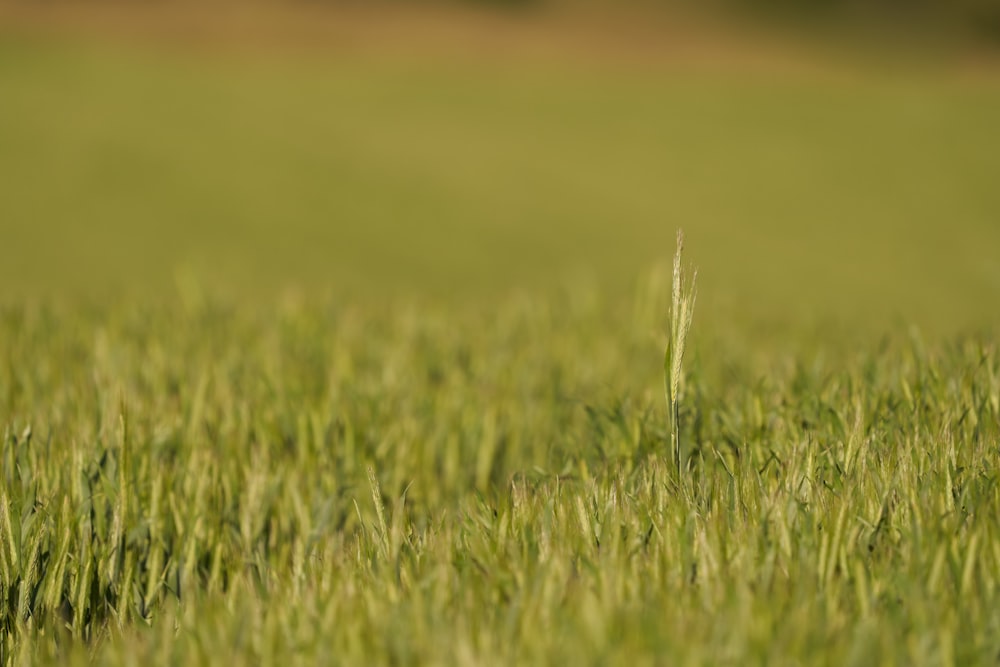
<box><xmin>2</xmin><ymin>8</ymin><xmax>1000</xmax><ymax>665</ymax></box>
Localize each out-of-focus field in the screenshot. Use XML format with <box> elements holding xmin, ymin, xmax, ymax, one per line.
<box><xmin>3</xmin><ymin>5</ymin><xmax>1000</xmax><ymax>666</ymax></box>
<box><xmin>3</xmin><ymin>3</ymin><xmax>999</xmax><ymax>339</ymax></box>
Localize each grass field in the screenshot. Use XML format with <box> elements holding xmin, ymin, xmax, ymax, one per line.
<box><xmin>2</xmin><ymin>10</ymin><xmax>1000</xmax><ymax>665</ymax></box>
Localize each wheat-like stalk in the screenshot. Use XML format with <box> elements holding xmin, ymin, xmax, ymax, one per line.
<box><xmin>665</xmin><ymin>229</ymin><xmax>697</xmax><ymax>480</ymax></box>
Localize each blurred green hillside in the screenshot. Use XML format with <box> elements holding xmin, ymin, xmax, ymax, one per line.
<box><xmin>2</xmin><ymin>6</ymin><xmax>999</xmax><ymax>339</ymax></box>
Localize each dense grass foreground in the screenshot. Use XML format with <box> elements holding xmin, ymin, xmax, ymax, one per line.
<box><xmin>1</xmin><ymin>288</ymin><xmax>999</xmax><ymax>665</ymax></box>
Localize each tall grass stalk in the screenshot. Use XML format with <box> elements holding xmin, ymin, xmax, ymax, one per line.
<box><xmin>664</xmin><ymin>230</ymin><xmax>697</xmax><ymax>480</ymax></box>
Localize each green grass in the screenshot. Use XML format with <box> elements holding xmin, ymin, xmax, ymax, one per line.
<box><xmin>2</xmin><ymin>29</ymin><xmax>1000</xmax><ymax>666</ymax></box>
<box><xmin>3</xmin><ymin>289</ymin><xmax>1000</xmax><ymax>665</ymax></box>
<box><xmin>664</xmin><ymin>231</ymin><xmax>697</xmax><ymax>480</ymax></box>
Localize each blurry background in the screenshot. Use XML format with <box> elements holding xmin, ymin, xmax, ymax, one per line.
<box><xmin>2</xmin><ymin>0</ymin><xmax>999</xmax><ymax>337</ymax></box>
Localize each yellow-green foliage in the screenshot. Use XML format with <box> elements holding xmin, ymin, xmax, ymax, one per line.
<box><xmin>2</xmin><ymin>291</ymin><xmax>1000</xmax><ymax>665</ymax></box>
<box><xmin>3</xmin><ymin>29</ymin><xmax>1000</xmax><ymax>666</ymax></box>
